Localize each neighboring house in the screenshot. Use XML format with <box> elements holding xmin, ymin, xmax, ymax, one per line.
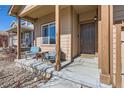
<box><xmin>0</xmin><ymin>31</ymin><xmax>8</xmax><ymax>48</ymax></box>
<box><xmin>8</xmin><ymin>5</ymin><xmax>124</xmax><ymax>87</ymax></box>
<box><xmin>6</xmin><ymin>21</ymin><xmax>34</xmax><ymax>47</ymax></box>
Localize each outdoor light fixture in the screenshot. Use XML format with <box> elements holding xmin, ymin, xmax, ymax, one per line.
<box><xmin>94</xmin><ymin>16</ymin><xmax>97</xmax><ymax>21</ymax></box>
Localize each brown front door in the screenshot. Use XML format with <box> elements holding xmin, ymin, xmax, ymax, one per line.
<box><xmin>80</xmin><ymin>22</ymin><xmax>95</xmax><ymax>54</ymax></box>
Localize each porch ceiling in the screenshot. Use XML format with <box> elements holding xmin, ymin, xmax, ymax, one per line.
<box><xmin>20</xmin><ymin>5</ymin><xmax>69</xmax><ymax>19</ymax></box>
<box><xmin>9</xmin><ymin>5</ymin><xmax>22</xmax><ymax>16</ymax></box>
<box><xmin>24</xmin><ymin>5</ymin><xmax>55</xmax><ymax>19</ymax></box>
<box><xmin>73</xmin><ymin>5</ymin><xmax>98</xmax><ymax>14</ymax></box>
<box><xmin>19</xmin><ymin>5</ymin><xmax>98</xmax><ymax>22</ymax></box>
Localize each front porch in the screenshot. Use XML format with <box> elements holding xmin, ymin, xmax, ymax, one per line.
<box><xmin>15</xmin><ymin>56</ymin><xmax>112</xmax><ymax>88</ymax></box>
<box><xmin>9</xmin><ymin>5</ymin><xmax>114</xmax><ymax>86</ymax></box>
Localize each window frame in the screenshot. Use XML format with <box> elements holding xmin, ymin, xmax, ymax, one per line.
<box><xmin>41</xmin><ymin>22</ymin><xmax>56</xmax><ymax>45</ymax></box>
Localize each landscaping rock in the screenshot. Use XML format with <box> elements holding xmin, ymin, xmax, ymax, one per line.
<box><xmin>0</xmin><ymin>59</ymin><xmax>50</xmax><ymax>88</ymax></box>
<box><xmin>46</xmin><ymin>73</ymin><xmax>51</xmax><ymax>80</ymax></box>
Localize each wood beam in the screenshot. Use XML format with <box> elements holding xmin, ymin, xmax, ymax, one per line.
<box><xmin>9</xmin><ymin>5</ymin><xmax>22</xmax><ymax>16</ymax></box>
<box><xmin>19</xmin><ymin>5</ymin><xmax>40</xmax><ymax>17</ymax></box>
<box><xmin>55</xmin><ymin>5</ymin><xmax>61</xmax><ymax>71</ymax></box>
<box><xmin>17</xmin><ymin>17</ymin><xmax>21</xmax><ymax>59</ymax></box>
<box><xmin>98</xmin><ymin>5</ymin><xmax>102</xmax><ymax>69</ymax></box>
<box><xmin>100</xmin><ymin>5</ymin><xmax>111</xmax><ymax>84</ymax></box>
<box><xmin>33</xmin><ymin>23</ymin><xmax>37</xmax><ymax>46</ymax></box>
<box><xmin>115</xmin><ymin>24</ymin><xmax>122</xmax><ymax>88</ymax></box>
<box><xmin>109</xmin><ymin>5</ymin><xmax>114</xmax><ymax>87</ymax></box>
<box><xmin>23</xmin><ymin>16</ymin><xmax>38</xmax><ymax>23</ymax></box>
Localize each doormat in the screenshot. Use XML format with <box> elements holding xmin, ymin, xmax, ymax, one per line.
<box><xmin>80</xmin><ymin>54</ymin><xmax>97</xmax><ymax>58</ymax></box>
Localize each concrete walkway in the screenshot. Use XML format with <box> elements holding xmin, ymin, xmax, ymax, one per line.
<box><xmin>15</xmin><ymin>57</ymin><xmax>112</xmax><ymax>88</ymax></box>
<box><xmin>38</xmin><ymin>76</ymin><xmax>82</xmax><ymax>88</ymax></box>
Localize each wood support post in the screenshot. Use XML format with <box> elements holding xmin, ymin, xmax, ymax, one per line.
<box><xmin>98</xmin><ymin>6</ymin><xmax>102</xmax><ymax>69</ymax></box>
<box><xmin>17</xmin><ymin>17</ymin><xmax>21</xmax><ymax>59</ymax></box>
<box><xmin>100</xmin><ymin>5</ymin><xmax>112</xmax><ymax>84</ymax></box>
<box><xmin>109</xmin><ymin>5</ymin><xmax>114</xmax><ymax>87</ymax></box>
<box><xmin>55</xmin><ymin>5</ymin><xmax>61</xmax><ymax>71</ymax></box>
<box><xmin>33</xmin><ymin>23</ymin><xmax>37</xmax><ymax>46</ymax></box>
<box><xmin>115</xmin><ymin>24</ymin><xmax>122</xmax><ymax>88</ymax></box>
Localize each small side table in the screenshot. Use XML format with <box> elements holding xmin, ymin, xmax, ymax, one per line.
<box><xmin>36</xmin><ymin>52</ymin><xmax>48</xmax><ymax>61</ymax></box>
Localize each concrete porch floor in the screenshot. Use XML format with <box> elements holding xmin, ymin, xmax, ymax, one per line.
<box><xmin>15</xmin><ymin>57</ymin><xmax>112</xmax><ymax>88</ymax></box>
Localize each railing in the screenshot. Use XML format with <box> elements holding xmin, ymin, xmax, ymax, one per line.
<box><xmin>41</xmin><ymin>37</ymin><xmax>56</xmax><ymax>44</ymax></box>
<box><xmin>41</xmin><ymin>37</ymin><xmax>50</xmax><ymax>44</ymax></box>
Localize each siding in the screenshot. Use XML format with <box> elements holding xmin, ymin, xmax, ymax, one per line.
<box><xmin>114</xmin><ymin>6</ymin><xmax>124</xmax><ymax>22</ymax></box>
<box><xmin>34</xmin><ymin>12</ymin><xmax>55</xmax><ymax>49</ymax></box>
<box><xmin>72</xmin><ymin>7</ymin><xmax>79</xmax><ymax>58</ymax></box>
<box><xmin>34</xmin><ymin>6</ymin><xmax>72</xmax><ymax>60</ymax></box>
<box><xmin>111</xmin><ymin>6</ymin><xmax>124</xmax><ymax>87</ymax></box>
<box><xmin>60</xmin><ymin>7</ymin><xmax>72</xmax><ymax>60</ymax></box>
<box><xmin>121</xmin><ymin>31</ymin><xmax>124</xmax><ymax>87</ymax></box>
<box><xmin>112</xmin><ymin>25</ymin><xmax>124</xmax><ymax>87</ymax></box>
<box><xmin>34</xmin><ymin>6</ymin><xmax>97</xmax><ymax>60</ymax></box>
<box><xmin>112</xmin><ymin>25</ymin><xmax>116</xmax><ymax>86</ymax></box>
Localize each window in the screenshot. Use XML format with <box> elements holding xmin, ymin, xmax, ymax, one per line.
<box><xmin>41</xmin><ymin>22</ymin><xmax>56</xmax><ymax>44</ymax></box>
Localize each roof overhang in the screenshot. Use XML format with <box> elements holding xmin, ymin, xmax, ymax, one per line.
<box><xmin>18</xmin><ymin>5</ymin><xmax>97</xmax><ymax>21</ymax></box>
<box><xmin>0</xmin><ymin>31</ymin><xmax>8</xmax><ymax>36</ymax></box>
<box><xmin>6</xmin><ymin>26</ymin><xmax>34</xmax><ymax>33</ymax></box>
<box><xmin>9</xmin><ymin>5</ymin><xmax>37</xmax><ymax>23</ymax></box>
<box><xmin>18</xmin><ymin>5</ymin><xmax>55</xmax><ymax>21</ymax></box>
<box><xmin>9</xmin><ymin>5</ymin><xmax>98</xmax><ymax>23</ymax></box>
<box><xmin>9</xmin><ymin>5</ymin><xmax>22</xmax><ymax>16</ymax></box>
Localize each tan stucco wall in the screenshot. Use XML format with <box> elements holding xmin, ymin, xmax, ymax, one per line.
<box><xmin>34</xmin><ymin>6</ymin><xmax>98</xmax><ymax>60</ymax></box>
<box><xmin>79</xmin><ymin>9</ymin><xmax>97</xmax><ymax>22</ymax></box>
<box><xmin>71</xmin><ymin>7</ymin><xmax>97</xmax><ymax>58</ymax></box>
<box><xmin>71</xmin><ymin>7</ymin><xmax>79</xmax><ymax>58</ymax></box>
<box><xmin>34</xmin><ymin>12</ymin><xmax>55</xmax><ymax>50</ymax></box>
<box><xmin>34</xmin><ymin>6</ymin><xmax>72</xmax><ymax>60</ymax></box>
<box><xmin>60</xmin><ymin>7</ymin><xmax>72</xmax><ymax>60</ymax></box>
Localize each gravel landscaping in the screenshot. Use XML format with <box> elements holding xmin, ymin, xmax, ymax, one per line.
<box><xmin>0</xmin><ymin>58</ymin><xmax>50</xmax><ymax>88</ymax></box>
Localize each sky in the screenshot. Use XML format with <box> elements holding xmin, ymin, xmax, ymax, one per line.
<box><xmin>0</xmin><ymin>5</ymin><xmax>16</xmax><ymax>31</ymax></box>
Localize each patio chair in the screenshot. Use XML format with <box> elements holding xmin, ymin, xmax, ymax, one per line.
<box><xmin>25</xmin><ymin>46</ymin><xmax>40</xmax><ymax>59</ymax></box>
<box><xmin>44</xmin><ymin>48</ymin><xmax>56</xmax><ymax>63</ymax></box>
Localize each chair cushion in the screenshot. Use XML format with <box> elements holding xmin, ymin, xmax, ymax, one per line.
<box><xmin>30</xmin><ymin>46</ymin><xmax>40</xmax><ymax>53</ymax></box>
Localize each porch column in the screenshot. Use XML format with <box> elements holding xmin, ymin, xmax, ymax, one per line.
<box><xmin>17</xmin><ymin>17</ymin><xmax>21</xmax><ymax>59</ymax></box>
<box><xmin>55</xmin><ymin>5</ymin><xmax>61</xmax><ymax>71</ymax></box>
<box><xmin>100</xmin><ymin>5</ymin><xmax>112</xmax><ymax>84</ymax></box>
<box><xmin>98</xmin><ymin>6</ymin><xmax>102</xmax><ymax>69</ymax></box>
<box><xmin>33</xmin><ymin>23</ymin><xmax>37</xmax><ymax>46</ymax></box>
<box><xmin>115</xmin><ymin>24</ymin><xmax>122</xmax><ymax>87</ymax></box>
<box><xmin>109</xmin><ymin>5</ymin><xmax>114</xmax><ymax>86</ymax></box>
